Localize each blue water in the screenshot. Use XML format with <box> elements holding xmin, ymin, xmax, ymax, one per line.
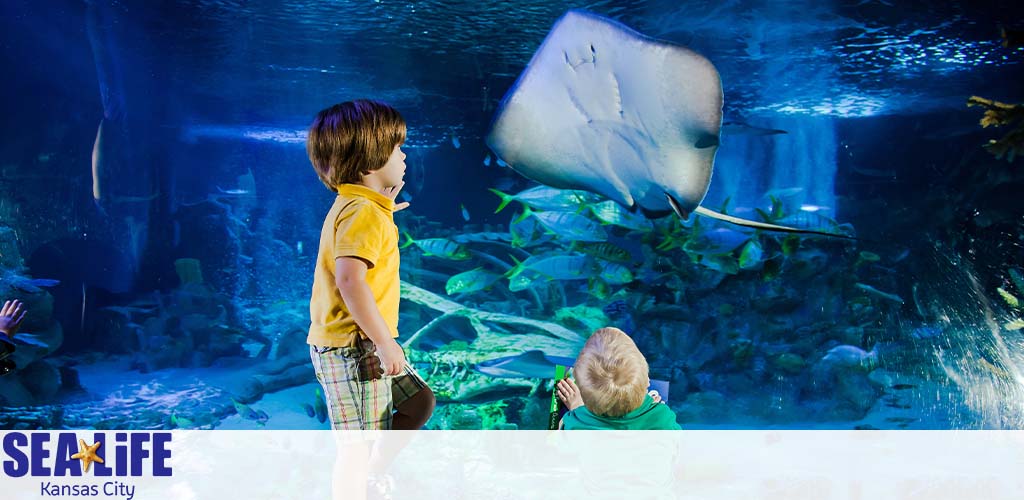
<box><xmin>1</xmin><ymin>0</ymin><xmax>1023</xmax><ymax>430</ymax></box>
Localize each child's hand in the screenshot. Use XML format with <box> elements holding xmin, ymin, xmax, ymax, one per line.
<box><xmin>0</xmin><ymin>300</ymin><xmax>27</xmax><ymax>338</ymax></box>
<box><xmin>380</xmin><ymin>182</ymin><xmax>410</xmax><ymax>213</ymax></box>
<box><xmin>556</xmin><ymin>378</ymin><xmax>584</xmax><ymax>411</ymax></box>
<box><xmin>376</xmin><ymin>339</ymin><xmax>407</xmax><ymax>376</ymax></box>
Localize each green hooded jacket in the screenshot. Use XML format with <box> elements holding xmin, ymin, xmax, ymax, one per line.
<box><xmin>563</xmin><ymin>394</ymin><xmax>681</xmax><ymax>430</ymax></box>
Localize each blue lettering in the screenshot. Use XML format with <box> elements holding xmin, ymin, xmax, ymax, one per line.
<box><xmin>130</xmin><ymin>434</ymin><xmax>149</xmax><ymax>476</ymax></box>
<box><xmin>114</xmin><ymin>433</ymin><xmax>127</xmax><ymax>476</ymax></box>
<box><xmin>152</xmin><ymin>433</ymin><xmax>172</xmax><ymax>476</ymax></box>
<box><xmin>52</xmin><ymin>433</ymin><xmax>81</xmax><ymax>477</ymax></box>
<box><xmin>30</xmin><ymin>433</ymin><xmax>51</xmax><ymax>476</ymax></box>
<box><xmin>3</xmin><ymin>433</ymin><xmax>28</xmax><ymax>477</ymax></box>
<box><xmin>93</xmin><ymin>433</ymin><xmax>111</xmax><ymax>477</ymax></box>
<box><xmin>3</xmin><ymin>431</ymin><xmax>171</xmax><ymax>478</ymax></box>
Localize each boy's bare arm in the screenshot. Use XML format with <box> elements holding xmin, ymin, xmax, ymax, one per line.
<box><xmin>335</xmin><ymin>257</ymin><xmax>407</xmax><ymax>376</ymax></box>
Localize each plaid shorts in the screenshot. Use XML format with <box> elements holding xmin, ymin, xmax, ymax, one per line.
<box><xmin>310</xmin><ymin>338</ymin><xmax>428</xmax><ymax>430</ymax></box>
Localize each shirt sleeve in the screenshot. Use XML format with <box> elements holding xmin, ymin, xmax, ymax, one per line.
<box><xmin>653</xmin><ymin>403</ymin><xmax>682</xmax><ymax>430</ymax></box>
<box><xmin>333</xmin><ymin>202</ymin><xmax>386</xmax><ymax>268</ymax></box>
<box><xmin>0</xmin><ymin>336</ymin><xmax>15</xmax><ymax>361</ymax></box>
<box><xmin>561</xmin><ymin>410</ymin><xmax>582</xmax><ymax>430</ymax></box>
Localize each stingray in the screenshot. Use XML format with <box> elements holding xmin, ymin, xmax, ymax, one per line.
<box><xmin>475</xmin><ymin>350</ymin><xmax>576</xmax><ymax>379</ymax></box>
<box><xmin>486</xmin><ymin>10</ymin><xmax>847</xmax><ymax>238</ymax></box>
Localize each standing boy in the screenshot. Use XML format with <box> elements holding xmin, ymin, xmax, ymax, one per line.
<box><xmin>306</xmin><ymin>100</ymin><xmax>434</xmax><ymax>430</ymax></box>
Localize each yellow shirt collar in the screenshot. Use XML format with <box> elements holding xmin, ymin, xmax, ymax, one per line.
<box><xmin>335</xmin><ymin>183</ymin><xmax>395</xmax><ymax>211</ymax></box>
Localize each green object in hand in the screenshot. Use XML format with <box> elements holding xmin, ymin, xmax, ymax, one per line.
<box><xmin>548</xmin><ymin>364</ymin><xmax>568</xmax><ymax>430</ymax></box>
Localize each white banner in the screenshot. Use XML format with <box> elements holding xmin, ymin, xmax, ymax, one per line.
<box><xmin>1</xmin><ymin>430</ymin><xmax>1022</xmax><ymax>499</ymax></box>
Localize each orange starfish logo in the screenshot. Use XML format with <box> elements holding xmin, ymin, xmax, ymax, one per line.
<box><xmin>70</xmin><ymin>439</ymin><xmax>104</xmax><ymax>473</ymax></box>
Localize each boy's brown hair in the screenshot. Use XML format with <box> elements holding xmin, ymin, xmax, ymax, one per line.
<box><xmin>574</xmin><ymin>327</ymin><xmax>650</xmax><ymax>417</ymax></box>
<box><xmin>307</xmin><ymin>100</ymin><xmax>407</xmax><ymax>191</ymax></box>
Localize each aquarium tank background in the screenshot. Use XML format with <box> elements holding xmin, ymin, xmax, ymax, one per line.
<box><xmin>1</xmin><ymin>0</ymin><xmax>1023</xmax><ymax>430</ymax></box>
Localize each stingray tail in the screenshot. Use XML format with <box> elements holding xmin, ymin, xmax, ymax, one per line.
<box><xmin>692</xmin><ymin>206</ymin><xmax>856</xmax><ymax>240</ymax></box>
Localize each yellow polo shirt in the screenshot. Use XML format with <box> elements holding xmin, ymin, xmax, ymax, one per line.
<box><xmin>307</xmin><ymin>183</ymin><xmax>400</xmax><ymax>347</ymax></box>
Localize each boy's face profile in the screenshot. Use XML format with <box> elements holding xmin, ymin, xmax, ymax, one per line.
<box><xmin>369</xmin><ymin>144</ymin><xmax>406</xmax><ymax>188</ymax></box>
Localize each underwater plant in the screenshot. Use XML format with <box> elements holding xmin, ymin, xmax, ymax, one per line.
<box><xmin>968</xmin><ymin>96</ymin><xmax>1024</xmax><ymax>162</ymax></box>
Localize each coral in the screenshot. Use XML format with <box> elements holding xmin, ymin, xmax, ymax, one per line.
<box><xmin>426</xmin><ymin>399</ymin><xmax>519</xmax><ymax>430</ymax></box>
<box><xmin>476</xmin><ymin>400</ymin><xmax>510</xmax><ymax>429</ymax></box>
<box><xmin>428</xmin><ymin>404</ymin><xmax>482</xmax><ymax>430</ymax></box>
<box><xmin>968</xmin><ymin>96</ymin><xmax>1024</xmax><ymax>162</ymax></box>
<box><xmin>553</xmin><ymin>304</ymin><xmax>608</xmax><ymax>333</ymax></box>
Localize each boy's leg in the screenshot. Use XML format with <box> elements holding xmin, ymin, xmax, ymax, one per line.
<box><xmin>392</xmin><ymin>385</ymin><xmax>435</xmax><ymax>430</ymax></box>
<box><xmin>332</xmin><ymin>439</ymin><xmax>371</xmax><ymax>500</ymax></box>
<box><xmin>310</xmin><ymin>343</ymin><xmax>392</xmax><ymax>430</ymax></box>
<box><xmin>390</xmin><ymin>363</ymin><xmax>435</xmax><ymax>430</ymax></box>
<box><xmin>311</xmin><ymin>344</ymin><xmax>373</xmax><ymax>499</ymax></box>
<box><xmin>366</xmin><ymin>364</ymin><xmax>434</xmax><ymax>481</ymax></box>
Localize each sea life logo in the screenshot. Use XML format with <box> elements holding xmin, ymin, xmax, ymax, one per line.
<box><xmin>2</xmin><ymin>432</ymin><xmax>171</xmax><ymax>499</ymax></box>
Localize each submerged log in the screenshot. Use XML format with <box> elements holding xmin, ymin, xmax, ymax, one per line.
<box><xmin>400</xmin><ymin>281</ymin><xmax>584</xmax><ymax>346</ymax></box>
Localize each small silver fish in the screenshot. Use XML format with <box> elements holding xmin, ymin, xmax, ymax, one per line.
<box><xmin>446</xmin><ymin>267</ymin><xmax>501</xmax><ymax>295</ymax></box>
<box><xmin>530</xmin><ymin>209</ymin><xmax>607</xmax><ymax>243</ymax></box>
<box><xmin>508</xmin><ymin>254</ymin><xmax>596</xmax><ymax>291</ymax></box>
<box><xmin>216</xmin><ymin>186</ymin><xmax>254</xmax><ymax>196</ymax></box>
<box><xmin>595</xmin><ymin>261</ymin><xmax>634</xmax><ymax>285</ymax></box>
<box><xmin>763</xmin><ymin>187</ymin><xmax>804</xmax><ymax>199</ymax></box>
<box><xmin>589</xmin><ymin>200</ymin><xmax>653</xmax><ymax>232</ymax></box>
<box><xmin>822</xmin><ymin>344</ymin><xmax>878</xmax><ymax>372</ymax></box>
<box><xmin>490</xmin><ymin>185</ymin><xmax>596</xmax><ymax>213</ymax></box>
<box><xmin>738</xmin><ymin>239</ymin><xmax>764</xmax><ymax>269</ymax></box>
<box><xmin>855</xmin><ymin>283</ymin><xmax>904</xmax><ymax>304</ymax></box>
<box><xmin>401</xmin><ymin>233</ymin><xmax>470</xmax><ymax>260</ymax></box>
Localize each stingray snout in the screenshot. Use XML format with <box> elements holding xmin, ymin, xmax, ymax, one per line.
<box><xmin>665</xmin><ymin>192</ymin><xmax>691</xmax><ymax>221</ymax></box>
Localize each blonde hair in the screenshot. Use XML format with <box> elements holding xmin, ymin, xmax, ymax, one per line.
<box><xmin>574</xmin><ymin>327</ymin><xmax>650</xmax><ymax>417</ymax></box>
<box><xmin>307</xmin><ymin>99</ymin><xmax>406</xmax><ymax>191</ymax></box>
